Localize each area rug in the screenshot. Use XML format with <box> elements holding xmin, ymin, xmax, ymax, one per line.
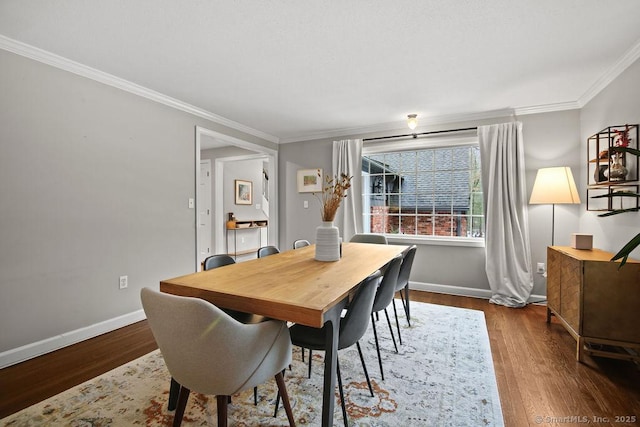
<box><xmin>2</xmin><ymin>302</ymin><xmax>504</xmax><ymax>426</ymax></box>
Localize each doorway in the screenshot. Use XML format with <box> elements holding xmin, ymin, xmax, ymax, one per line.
<box><xmin>194</xmin><ymin>126</ymin><xmax>278</xmax><ymax>271</ymax></box>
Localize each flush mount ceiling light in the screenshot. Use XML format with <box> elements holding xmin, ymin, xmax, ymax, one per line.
<box><xmin>407</xmin><ymin>114</ymin><xmax>418</xmax><ymax>130</ymax></box>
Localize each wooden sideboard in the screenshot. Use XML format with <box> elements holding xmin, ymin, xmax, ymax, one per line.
<box><xmin>546</xmin><ymin>246</ymin><xmax>640</xmax><ymax>363</ymax></box>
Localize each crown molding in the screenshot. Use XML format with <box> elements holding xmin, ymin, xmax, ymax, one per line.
<box><xmin>514</xmin><ymin>101</ymin><xmax>581</xmax><ymax>116</ymax></box>
<box><xmin>578</xmin><ymin>37</ymin><xmax>640</xmax><ymax>107</ymax></box>
<box><xmin>0</xmin><ymin>35</ymin><xmax>280</xmax><ymax>144</ymax></box>
<box><xmin>3</xmin><ymin>33</ymin><xmax>639</xmax><ymax>145</ymax></box>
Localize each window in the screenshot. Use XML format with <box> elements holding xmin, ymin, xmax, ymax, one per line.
<box><xmin>362</xmin><ymin>141</ymin><xmax>484</xmax><ymax>241</ymax></box>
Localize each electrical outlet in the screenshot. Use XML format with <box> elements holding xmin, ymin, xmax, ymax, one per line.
<box><xmin>119</xmin><ymin>275</ymin><xmax>128</xmax><ymax>289</ymax></box>
<box><xmin>536</xmin><ymin>263</ymin><xmax>545</xmax><ymax>274</ymax></box>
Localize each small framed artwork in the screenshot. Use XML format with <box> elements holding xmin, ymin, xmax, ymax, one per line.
<box><xmin>297</xmin><ymin>168</ymin><xmax>323</xmax><ymax>193</ymax></box>
<box><xmin>235</xmin><ymin>179</ymin><xmax>252</xmax><ymax>205</ymax></box>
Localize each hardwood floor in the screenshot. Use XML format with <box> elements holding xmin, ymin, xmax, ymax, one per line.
<box><xmin>0</xmin><ymin>320</ymin><xmax>158</xmax><ymax>419</ymax></box>
<box><xmin>1</xmin><ymin>291</ymin><xmax>639</xmax><ymax>425</ymax></box>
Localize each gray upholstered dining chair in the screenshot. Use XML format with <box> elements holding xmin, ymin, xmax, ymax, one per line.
<box><xmin>141</xmin><ymin>288</ymin><xmax>296</xmax><ymax>427</ymax></box>
<box><xmin>293</xmin><ymin>239</ymin><xmax>310</xmax><ymax>249</ymax></box>
<box><xmin>258</xmin><ymin>245</ymin><xmax>280</xmax><ymax>258</ymax></box>
<box><xmin>285</xmin><ymin>271</ymin><xmax>381</xmax><ymax>427</ymax></box>
<box><xmin>370</xmin><ymin>254</ymin><xmax>403</xmax><ymax>381</ymax></box>
<box><xmin>203</xmin><ymin>253</ymin><xmax>235</xmax><ymax>270</ymax></box>
<box><xmin>350</xmin><ymin>233</ymin><xmax>388</xmax><ymax>244</ymax></box>
<box><xmin>172</xmin><ymin>253</ymin><xmax>263</xmax><ymax>408</ymax></box>
<box><xmin>392</xmin><ymin>245</ymin><xmax>417</xmax><ymax>342</ymax></box>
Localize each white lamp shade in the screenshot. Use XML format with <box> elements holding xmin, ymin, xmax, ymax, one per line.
<box><xmin>529</xmin><ymin>166</ymin><xmax>581</xmax><ymax>204</ymax></box>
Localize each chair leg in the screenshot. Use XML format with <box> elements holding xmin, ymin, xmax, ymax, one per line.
<box><xmin>273</xmin><ymin>369</ymin><xmax>286</xmax><ymax>418</ymax></box>
<box><xmin>301</xmin><ymin>346</ymin><xmax>305</xmax><ymax>362</ymax></box>
<box><xmin>275</xmin><ymin>371</ymin><xmax>297</xmax><ymax>427</ymax></box>
<box><xmin>384</xmin><ymin>308</ymin><xmax>398</xmax><ymax>353</ymax></box>
<box><xmin>308</xmin><ymin>349</ymin><xmax>313</xmax><ymax>379</ymax></box>
<box><xmin>254</xmin><ymin>386</ymin><xmax>258</xmax><ymax>405</ymax></box>
<box><xmin>392</xmin><ymin>299</ymin><xmax>403</xmax><ymax>346</ymax></box>
<box><xmin>216</xmin><ymin>395</ymin><xmax>228</xmax><ymax>427</ymax></box>
<box><xmin>401</xmin><ymin>285</ymin><xmax>411</xmax><ymax>325</ymax></box>
<box><xmin>168</xmin><ymin>377</ymin><xmax>180</xmax><ymax>410</ymax></box>
<box><xmin>356</xmin><ymin>341</ymin><xmax>374</xmax><ymax>397</ymax></box>
<box><xmin>371</xmin><ymin>313</ymin><xmax>384</xmax><ymax>381</ymax></box>
<box><xmin>336</xmin><ymin>358</ymin><xmax>349</xmax><ymax>427</ymax></box>
<box><xmin>173</xmin><ymin>386</ymin><xmax>190</xmax><ymax>427</ymax></box>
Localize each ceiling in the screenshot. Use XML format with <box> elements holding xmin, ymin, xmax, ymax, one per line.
<box><xmin>2</xmin><ymin>1</ymin><xmax>640</xmax><ymax>144</ymax></box>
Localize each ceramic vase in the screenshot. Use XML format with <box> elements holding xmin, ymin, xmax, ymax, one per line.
<box><xmin>608</xmin><ymin>154</ymin><xmax>628</xmax><ymax>181</ymax></box>
<box><xmin>315</xmin><ymin>221</ymin><xmax>341</xmax><ymax>262</ymax></box>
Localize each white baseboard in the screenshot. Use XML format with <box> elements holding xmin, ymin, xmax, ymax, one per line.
<box><xmin>410</xmin><ymin>281</ymin><xmax>546</xmax><ymax>305</ymax></box>
<box><xmin>0</xmin><ymin>310</ymin><xmax>147</xmax><ymax>369</ymax></box>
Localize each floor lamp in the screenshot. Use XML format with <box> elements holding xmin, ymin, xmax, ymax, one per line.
<box><xmin>529</xmin><ymin>167</ymin><xmax>581</xmax><ymax>246</ymax></box>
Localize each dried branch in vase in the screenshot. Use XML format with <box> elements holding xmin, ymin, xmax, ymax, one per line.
<box><xmin>314</xmin><ymin>173</ymin><xmax>352</xmax><ymax>222</ymax></box>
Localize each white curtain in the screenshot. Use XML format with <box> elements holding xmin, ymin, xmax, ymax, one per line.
<box><xmin>478</xmin><ymin>122</ymin><xmax>533</xmax><ymax>307</ymax></box>
<box><xmin>332</xmin><ymin>139</ymin><xmax>362</xmax><ymax>240</ymax></box>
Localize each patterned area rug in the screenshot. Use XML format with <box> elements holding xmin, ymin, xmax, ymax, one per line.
<box><xmin>2</xmin><ymin>302</ymin><xmax>503</xmax><ymax>426</ymax></box>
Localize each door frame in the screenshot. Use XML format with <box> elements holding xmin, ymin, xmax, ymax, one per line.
<box><xmin>197</xmin><ymin>159</ymin><xmax>212</xmax><ymax>267</ymax></box>
<box><xmin>194</xmin><ymin>126</ymin><xmax>278</xmax><ymax>271</ymax></box>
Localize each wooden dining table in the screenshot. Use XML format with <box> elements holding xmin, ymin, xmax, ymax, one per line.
<box><xmin>160</xmin><ymin>241</ymin><xmax>408</xmax><ymax>427</ymax></box>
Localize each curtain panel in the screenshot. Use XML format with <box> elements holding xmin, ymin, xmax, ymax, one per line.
<box><xmin>332</xmin><ymin>139</ymin><xmax>362</xmax><ymax>240</ymax></box>
<box><xmin>478</xmin><ymin>122</ymin><xmax>533</xmax><ymax>307</ymax></box>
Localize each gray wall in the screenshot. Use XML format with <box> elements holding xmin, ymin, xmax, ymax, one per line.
<box><xmin>278</xmin><ymin>112</ymin><xmax>583</xmax><ymax>297</ymax></box>
<box><xmin>0</xmin><ymin>50</ymin><xmax>274</xmax><ymax>358</ymax></box>
<box><xmin>579</xmin><ymin>57</ymin><xmax>640</xmax><ymax>258</ymax></box>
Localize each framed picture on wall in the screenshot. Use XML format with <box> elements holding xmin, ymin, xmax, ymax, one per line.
<box><xmin>235</xmin><ymin>179</ymin><xmax>252</xmax><ymax>205</ymax></box>
<box><xmin>297</xmin><ymin>168</ymin><xmax>323</xmax><ymax>193</ymax></box>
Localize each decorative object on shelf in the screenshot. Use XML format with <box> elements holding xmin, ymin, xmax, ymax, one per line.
<box><xmin>607</xmin><ymin>152</ymin><xmax>628</xmax><ymax>181</ymax></box>
<box><xmin>594</xmin><ymin>164</ymin><xmax>608</xmax><ymax>183</ymax></box>
<box><xmin>588</xmin><ymin>125</ymin><xmax>637</xmax><ymax>184</ymax></box>
<box><xmin>586</xmin><ymin>124</ymin><xmax>640</xmax><ymax>267</ymax></box>
<box><xmin>226</xmin><ymin>212</ymin><xmax>236</xmax><ymax>229</ymax></box>
<box><xmin>608</xmin><ymin>124</ymin><xmax>632</xmax><ymax>181</ymax></box>
<box><xmin>234</xmin><ymin>179</ymin><xmax>252</xmax><ymax>205</ymax></box>
<box><xmin>297</xmin><ymin>168</ymin><xmax>323</xmax><ymax>193</ymax></box>
<box><xmin>571</xmin><ymin>233</ymin><xmax>593</xmax><ymax>250</ymax></box>
<box><xmin>529</xmin><ymin>167</ymin><xmax>580</xmax><ymax>245</ymax></box>
<box><xmin>593</xmin><ymin>150</ymin><xmax>610</xmax><ymax>182</ymax></box>
<box><xmin>314</xmin><ymin>173</ymin><xmax>352</xmax><ymax>262</ymax></box>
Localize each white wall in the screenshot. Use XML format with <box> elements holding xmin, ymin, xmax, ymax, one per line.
<box><xmin>0</xmin><ymin>49</ymin><xmax>275</xmax><ymax>366</ymax></box>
